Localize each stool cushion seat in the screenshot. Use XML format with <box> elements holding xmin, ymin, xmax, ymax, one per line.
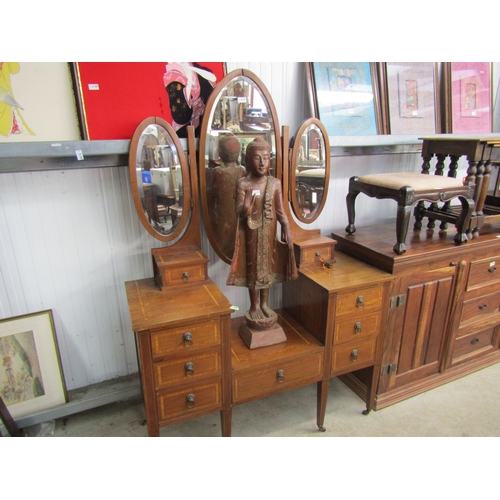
<box><xmin>358</xmin><ymin>172</ymin><xmax>464</xmax><ymax>191</ymax></box>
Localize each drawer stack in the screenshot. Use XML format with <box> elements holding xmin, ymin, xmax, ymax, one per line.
<box><xmin>331</xmin><ymin>286</ymin><xmax>385</xmax><ymax>376</ymax></box>
<box><xmin>150</xmin><ymin>319</ymin><xmax>223</xmax><ymax>424</ymax></box>
<box><xmin>453</xmin><ymin>255</ymin><xmax>500</xmax><ymax>365</ymax></box>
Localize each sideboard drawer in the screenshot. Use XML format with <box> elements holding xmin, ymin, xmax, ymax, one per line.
<box><xmin>335</xmin><ymin>287</ymin><xmax>383</xmax><ymax>317</ymax></box>
<box><xmin>157</xmin><ymin>380</ymin><xmax>222</xmax><ymax>422</ymax></box>
<box><xmin>232</xmin><ymin>352</ymin><xmax>323</xmax><ymax>404</ymax></box>
<box><xmin>453</xmin><ymin>327</ymin><xmax>496</xmax><ymax>361</ymax></box>
<box><xmin>154</xmin><ymin>349</ymin><xmax>221</xmax><ymax>388</ymax></box>
<box><xmin>151</xmin><ymin>319</ymin><xmax>220</xmax><ymax>357</ymax></box>
<box><xmin>334</xmin><ymin>311</ymin><xmax>381</xmax><ymax>345</ymax></box>
<box><xmin>331</xmin><ymin>338</ymin><xmax>377</xmax><ymax>375</ymax></box>
<box><xmin>460</xmin><ymin>292</ymin><xmax>500</xmax><ymax>326</ymax></box>
<box><xmin>467</xmin><ymin>256</ymin><xmax>500</xmax><ymax>290</ymax></box>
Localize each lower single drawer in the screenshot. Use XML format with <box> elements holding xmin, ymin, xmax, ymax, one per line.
<box><xmin>232</xmin><ymin>352</ymin><xmax>323</xmax><ymax>404</ymax></box>
<box><xmin>331</xmin><ymin>338</ymin><xmax>377</xmax><ymax>375</ymax></box>
<box><xmin>334</xmin><ymin>312</ymin><xmax>381</xmax><ymax>345</ymax></box>
<box><xmin>154</xmin><ymin>350</ymin><xmax>221</xmax><ymax>388</ymax></box>
<box><xmin>151</xmin><ymin>319</ymin><xmax>220</xmax><ymax>357</ymax></box>
<box><xmin>157</xmin><ymin>380</ymin><xmax>222</xmax><ymax>422</ymax></box>
<box><xmin>460</xmin><ymin>292</ymin><xmax>500</xmax><ymax>326</ymax></box>
<box><xmin>453</xmin><ymin>327</ymin><xmax>496</xmax><ymax>361</ymax></box>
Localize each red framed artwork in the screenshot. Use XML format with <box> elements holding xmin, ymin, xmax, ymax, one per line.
<box><xmin>72</xmin><ymin>62</ymin><xmax>226</xmax><ymax>140</ymax></box>
<box><xmin>445</xmin><ymin>62</ymin><xmax>492</xmax><ymax>134</ymax></box>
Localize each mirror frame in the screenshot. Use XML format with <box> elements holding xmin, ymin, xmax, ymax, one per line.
<box><xmin>129</xmin><ymin>116</ymin><xmax>191</xmax><ymax>243</ymax></box>
<box><xmin>289</xmin><ymin>117</ymin><xmax>330</xmax><ymax>224</ymax></box>
<box><xmin>198</xmin><ymin>68</ymin><xmax>282</xmax><ymax>264</ymax></box>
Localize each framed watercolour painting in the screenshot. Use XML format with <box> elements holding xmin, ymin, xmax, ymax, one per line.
<box><xmin>308</xmin><ymin>62</ymin><xmax>383</xmax><ymax>136</ymax></box>
<box><xmin>0</xmin><ymin>62</ymin><xmax>81</xmax><ymax>143</ymax></box>
<box><xmin>380</xmin><ymin>62</ymin><xmax>440</xmax><ymax>134</ymax></box>
<box><xmin>72</xmin><ymin>62</ymin><xmax>226</xmax><ymax>140</ymax></box>
<box><xmin>445</xmin><ymin>62</ymin><xmax>492</xmax><ymax>133</ymax></box>
<box><xmin>0</xmin><ymin>310</ymin><xmax>67</xmax><ymax>419</ymax></box>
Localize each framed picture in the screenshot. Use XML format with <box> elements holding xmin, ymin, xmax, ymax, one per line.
<box><xmin>380</xmin><ymin>62</ymin><xmax>440</xmax><ymax>134</ymax></box>
<box><xmin>0</xmin><ymin>62</ymin><xmax>81</xmax><ymax>143</ymax></box>
<box><xmin>0</xmin><ymin>310</ymin><xmax>67</xmax><ymax>419</ymax></box>
<box><xmin>72</xmin><ymin>62</ymin><xmax>226</xmax><ymax>140</ymax></box>
<box><xmin>307</xmin><ymin>62</ymin><xmax>384</xmax><ymax>136</ymax></box>
<box><xmin>444</xmin><ymin>62</ymin><xmax>492</xmax><ymax>133</ymax></box>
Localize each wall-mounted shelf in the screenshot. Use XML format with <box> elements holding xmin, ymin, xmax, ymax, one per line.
<box><xmin>0</xmin><ymin>136</ymin><xmax>424</xmax><ymax>174</ymax></box>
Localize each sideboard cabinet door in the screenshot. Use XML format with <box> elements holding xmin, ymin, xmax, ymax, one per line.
<box><xmin>379</xmin><ymin>265</ymin><xmax>458</xmax><ymax>394</ymax></box>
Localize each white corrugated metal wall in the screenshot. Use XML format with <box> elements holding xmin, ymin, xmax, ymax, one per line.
<box><xmin>0</xmin><ymin>62</ymin><xmax>473</xmax><ymax>391</ymax></box>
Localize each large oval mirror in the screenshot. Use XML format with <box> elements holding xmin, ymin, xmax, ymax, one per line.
<box><xmin>199</xmin><ymin>69</ymin><xmax>281</xmax><ymax>264</ymax></box>
<box><xmin>129</xmin><ymin>116</ymin><xmax>191</xmax><ymax>242</ymax></box>
<box><xmin>290</xmin><ymin>117</ymin><xmax>330</xmax><ymax>223</ymax></box>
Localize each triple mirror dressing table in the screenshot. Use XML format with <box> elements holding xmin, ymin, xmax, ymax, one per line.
<box><xmin>125</xmin><ymin>70</ymin><xmax>395</xmax><ymax>436</ymax></box>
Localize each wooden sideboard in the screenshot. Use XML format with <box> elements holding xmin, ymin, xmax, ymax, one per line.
<box><xmin>331</xmin><ymin>222</ymin><xmax>500</xmax><ymax>410</ymax></box>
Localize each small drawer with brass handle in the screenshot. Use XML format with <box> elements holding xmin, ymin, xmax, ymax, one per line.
<box><xmin>151</xmin><ymin>319</ymin><xmax>220</xmax><ymax>356</ymax></box>
<box><xmin>156</xmin><ymin>381</ymin><xmax>222</xmax><ymax>422</ymax></box>
<box><xmin>154</xmin><ymin>350</ymin><xmax>221</xmax><ymax>388</ymax></box>
<box><xmin>335</xmin><ymin>287</ymin><xmax>384</xmax><ymax>317</ymax></box>
<box><xmin>334</xmin><ymin>311</ymin><xmax>381</xmax><ymax>345</ymax></box>
<box><xmin>331</xmin><ymin>338</ymin><xmax>377</xmax><ymax>375</ymax></box>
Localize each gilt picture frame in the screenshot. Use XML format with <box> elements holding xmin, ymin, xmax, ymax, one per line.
<box><xmin>380</xmin><ymin>62</ymin><xmax>440</xmax><ymax>135</ymax></box>
<box><xmin>71</xmin><ymin>62</ymin><xmax>226</xmax><ymax>140</ymax></box>
<box><xmin>444</xmin><ymin>62</ymin><xmax>492</xmax><ymax>134</ymax></box>
<box><xmin>307</xmin><ymin>62</ymin><xmax>384</xmax><ymax>136</ymax></box>
<box><xmin>0</xmin><ymin>310</ymin><xmax>67</xmax><ymax>419</ymax></box>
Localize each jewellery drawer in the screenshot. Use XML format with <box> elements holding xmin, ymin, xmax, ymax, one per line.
<box><xmin>157</xmin><ymin>380</ymin><xmax>222</xmax><ymax>422</ymax></box>
<box><xmin>453</xmin><ymin>327</ymin><xmax>496</xmax><ymax>361</ymax></box>
<box><xmin>154</xmin><ymin>349</ymin><xmax>222</xmax><ymax>388</ymax></box>
<box><xmin>151</xmin><ymin>319</ymin><xmax>220</xmax><ymax>357</ymax></box>
<box><xmin>335</xmin><ymin>287</ymin><xmax>383</xmax><ymax>317</ymax></box>
<box><xmin>459</xmin><ymin>292</ymin><xmax>500</xmax><ymax>326</ymax></box>
<box><xmin>334</xmin><ymin>311</ymin><xmax>381</xmax><ymax>345</ymax></box>
<box><xmin>232</xmin><ymin>352</ymin><xmax>323</xmax><ymax>404</ymax></box>
<box><xmin>467</xmin><ymin>256</ymin><xmax>500</xmax><ymax>290</ymax></box>
<box><xmin>160</xmin><ymin>262</ymin><xmax>208</xmax><ymax>286</ymax></box>
<box><xmin>331</xmin><ymin>338</ymin><xmax>377</xmax><ymax>375</ymax></box>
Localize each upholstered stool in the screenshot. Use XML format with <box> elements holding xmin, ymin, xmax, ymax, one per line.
<box><xmin>345</xmin><ymin>172</ymin><xmax>475</xmax><ymax>254</ymax></box>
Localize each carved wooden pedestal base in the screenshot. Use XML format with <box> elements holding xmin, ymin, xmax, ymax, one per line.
<box><xmin>238</xmin><ymin>321</ymin><xmax>287</xmax><ymax>349</ymax></box>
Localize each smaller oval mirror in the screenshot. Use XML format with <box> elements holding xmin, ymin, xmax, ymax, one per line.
<box><xmin>129</xmin><ymin>117</ymin><xmax>191</xmax><ymax>242</ymax></box>
<box><xmin>290</xmin><ymin>118</ymin><xmax>330</xmax><ymax>223</ymax></box>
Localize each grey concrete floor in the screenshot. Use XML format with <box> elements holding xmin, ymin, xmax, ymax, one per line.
<box><xmin>50</xmin><ymin>362</ymin><xmax>500</xmax><ymax>437</ymax></box>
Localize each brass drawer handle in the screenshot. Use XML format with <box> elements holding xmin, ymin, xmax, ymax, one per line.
<box><xmin>488</xmin><ymin>267</ymin><xmax>497</xmax><ymax>273</ymax></box>
<box><xmin>182</xmin><ymin>332</ymin><xmax>193</xmax><ymax>347</ymax></box>
<box><xmin>186</xmin><ymin>393</ymin><xmax>195</xmax><ymax>408</ymax></box>
<box><xmin>351</xmin><ymin>349</ymin><xmax>358</xmax><ymax>361</ymax></box>
<box><xmin>184</xmin><ymin>362</ymin><xmax>194</xmax><ymax>376</ymax></box>
<box><xmin>354</xmin><ymin>322</ymin><xmax>362</xmax><ymax>334</ymax></box>
<box><xmin>479</xmin><ymin>304</ymin><xmax>488</xmax><ymax>310</ymax></box>
<box><xmin>356</xmin><ymin>296</ymin><xmax>364</xmax><ymax>308</ymax></box>
<box><xmin>182</xmin><ymin>271</ymin><xmax>189</xmax><ymax>282</ymax></box>
<box><xmin>276</xmin><ymin>369</ymin><xmax>285</xmax><ymax>383</ymax></box>
<box><xmin>471</xmin><ymin>338</ymin><xmax>480</xmax><ymax>345</ymax></box>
